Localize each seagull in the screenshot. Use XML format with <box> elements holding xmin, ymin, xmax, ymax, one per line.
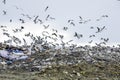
<box><xmin>13</xmin><ymin>5</ymin><xmax>23</xmax><ymax>11</ymax></box>
<box><xmin>52</xmin><ymin>33</ymin><xmax>57</xmax><ymax>37</ymax></box>
<box><xmin>2</xmin><ymin>0</ymin><xmax>6</xmax><ymax>4</ymax></box>
<box><xmin>79</xmin><ymin>21</ymin><xmax>83</xmax><ymax>24</ymax></box>
<box><xmin>101</xmin><ymin>38</ymin><xmax>109</xmax><ymax>42</ymax></box>
<box><xmin>12</xmin><ymin>36</ymin><xmax>21</xmax><ymax>44</ymax></box>
<box><xmin>3</xmin><ymin>10</ymin><xmax>7</xmax><ymax>15</ymax></box>
<box><xmin>66</xmin><ymin>40</ymin><xmax>73</xmax><ymax>44</ymax></box>
<box><xmin>83</xmin><ymin>19</ymin><xmax>91</xmax><ymax>24</ymax></box>
<box><xmin>10</xmin><ymin>19</ymin><xmax>12</xmax><ymax>22</ymax></box>
<box><xmin>63</xmin><ymin>27</ymin><xmax>68</xmax><ymax>31</ymax></box>
<box><xmin>74</xmin><ymin>32</ymin><xmax>83</xmax><ymax>39</ymax></box>
<box><xmin>70</xmin><ymin>22</ymin><xmax>75</xmax><ymax>26</ymax></box>
<box><xmin>52</xmin><ymin>29</ymin><xmax>58</xmax><ymax>33</ymax></box>
<box><xmin>68</xmin><ymin>19</ymin><xmax>74</xmax><ymax>23</ymax></box>
<box><xmin>2</xmin><ymin>29</ymin><xmax>8</xmax><ymax>32</ymax></box>
<box><xmin>96</xmin><ymin>27</ymin><xmax>101</xmax><ymax>33</ymax></box>
<box><xmin>4</xmin><ymin>39</ymin><xmax>12</xmax><ymax>44</ymax></box>
<box><xmin>104</xmin><ymin>38</ymin><xmax>109</xmax><ymax>42</ymax></box>
<box><xmin>102</xmin><ymin>15</ymin><xmax>108</xmax><ymax>18</ymax></box>
<box><xmin>89</xmin><ymin>35</ymin><xmax>95</xmax><ymax>38</ymax></box>
<box><xmin>43</xmin><ymin>25</ymin><xmax>49</xmax><ymax>29</ymax></box>
<box><xmin>59</xmin><ymin>35</ymin><xmax>64</xmax><ymax>39</ymax></box>
<box><xmin>3</xmin><ymin>32</ymin><xmax>10</xmax><ymax>37</ymax></box>
<box><xmin>45</xmin><ymin>6</ymin><xmax>49</xmax><ymax>12</ymax></box>
<box><xmin>12</xmin><ymin>27</ymin><xmax>24</xmax><ymax>33</ymax></box>
<box><xmin>42</xmin><ymin>31</ymin><xmax>49</xmax><ymax>36</ymax></box>
<box><xmin>88</xmin><ymin>40</ymin><xmax>93</xmax><ymax>44</ymax></box>
<box><xmin>33</xmin><ymin>16</ymin><xmax>39</xmax><ymax>24</ymax></box>
<box><xmin>12</xmin><ymin>29</ymin><xmax>19</xmax><ymax>33</ymax></box>
<box><xmin>90</xmin><ymin>26</ymin><xmax>94</xmax><ymax>29</ymax></box>
<box><xmin>101</xmin><ymin>26</ymin><xmax>106</xmax><ymax>30</ymax></box>
<box><xmin>38</xmin><ymin>19</ymin><xmax>43</xmax><ymax>24</ymax></box>
<box><xmin>21</xmin><ymin>14</ymin><xmax>32</xmax><ymax>20</ymax></box>
<box><xmin>19</xmin><ymin>19</ymin><xmax>25</xmax><ymax>23</ymax></box>
<box><xmin>21</xmin><ymin>26</ymin><xmax>24</xmax><ymax>29</ymax></box>
<box><xmin>96</xmin><ymin>26</ymin><xmax>106</xmax><ymax>33</ymax></box>
<box><xmin>79</xmin><ymin>16</ymin><xmax>83</xmax><ymax>21</ymax></box>
<box><xmin>0</xmin><ymin>25</ymin><xmax>7</xmax><ymax>28</ymax></box>
<box><xmin>21</xmin><ymin>13</ymin><xmax>25</xmax><ymax>16</ymax></box>
<box><xmin>25</xmin><ymin>32</ymin><xmax>31</xmax><ymax>37</ymax></box>
<box><xmin>96</xmin><ymin>15</ymin><xmax>108</xmax><ymax>21</ymax></box>
<box><xmin>23</xmin><ymin>38</ymin><xmax>27</xmax><ymax>46</ymax></box>
<box><xmin>46</xmin><ymin>14</ymin><xmax>50</xmax><ymax>21</ymax></box>
<box><xmin>50</xmin><ymin>17</ymin><xmax>55</xmax><ymax>20</ymax></box>
<box><xmin>26</xmin><ymin>14</ymin><xmax>32</xmax><ymax>19</ymax></box>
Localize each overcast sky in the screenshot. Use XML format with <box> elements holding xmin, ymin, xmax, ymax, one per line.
<box><xmin>0</xmin><ymin>0</ymin><xmax>120</xmax><ymax>46</ymax></box>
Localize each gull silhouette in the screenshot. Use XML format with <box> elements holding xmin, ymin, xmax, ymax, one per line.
<box><xmin>45</xmin><ymin>6</ymin><xmax>49</xmax><ymax>12</ymax></box>
<box><xmin>96</xmin><ymin>26</ymin><xmax>106</xmax><ymax>33</ymax></box>
<box><xmin>3</xmin><ymin>10</ymin><xmax>6</xmax><ymax>15</ymax></box>
<box><xmin>2</xmin><ymin>0</ymin><xmax>6</xmax><ymax>4</ymax></box>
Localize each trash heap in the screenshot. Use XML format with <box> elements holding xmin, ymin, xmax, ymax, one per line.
<box><xmin>0</xmin><ymin>42</ymin><xmax>120</xmax><ymax>72</ymax></box>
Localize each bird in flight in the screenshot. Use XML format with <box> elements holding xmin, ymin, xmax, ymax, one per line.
<box><xmin>19</xmin><ymin>19</ymin><xmax>25</xmax><ymax>23</ymax></box>
<box><xmin>79</xmin><ymin>16</ymin><xmax>83</xmax><ymax>21</ymax></box>
<box><xmin>89</xmin><ymin>35</ymin><xmax>95</xmax><ymax>38</ymax></box>
<box><xmin>3</xmin><ymin>32</ymin><xmax>10</xmax><ymax>37</ymax></box>
<box><xmin>88</xmin><ymin>40</ymin><xmax>93</xmax><ymax>44</ymax></box>
<box><xmin>68</xmin><ymin>19</ymin><xmax>74</xmax><ymax>23</ymax></box>
<box><xmin>90</xmin><ymin>26</ymin><xmax>94</xmax><ymax>29</ymax></box>
<box><xmin>45</xmin><ymin>6</ymin><xmax>49</xmax><ymax>12</ymax></box>
<box><xmin>59</xmin><ymin>35</ymin><xmax>64</xmax><ymax>39</ymax></box>
<box><xmin>33</xmin><ymin>16</ymin><xmax>39</xmax><ymax>24</ymax></box>
<box><xmin>52</xmin><ymin>33</ymin><xmax>57</xmax><ymax>37</ymax></box>
<box><xmin>96</xmin><ymin>15</ymin><xmax>108</xmax><ymax>21</ymax></box>
<box><xmin>96</xmin><ymin>26</ymin><xmax>106</xmax><ymax>33</ymax></box>
<box><xmin>21</xmin><ymin>26</ymin><xmax>24</xmax><ymax>29</ymax></box>
<box><xmin>3</xmin><ymin>10</ymin><xmax>7</xmax><ymax>15</ymax></box>
<box><xmin>10</xmin><ymin>19</ymin><xmax>12</xmax><ymax>22</ymax></box>
<box><xmin>52</xmin><ymin>29</ymin><xmax>58</xmax><ymax>33</ymax></box>
<box><xmin>101</xmin><ymin>37</ymin><xmax>109</xmax><ymax>42</ymax></box>
<box><xmin>38</xmin><ymin>19</ymin><xmax>43</xmax><ymax>24</ymax></box>
<box><xmin>63</xmin><ymin>27</ymin><xmax>68</xmax><ymax>31</ymax></box>
<box><xmin>46</xmin><ymin>14</ymin><xmax>50</xmax><ymax>21</ymax></box>
<box><xmin>74</xmin><ymin>32</ymin><xmax>83</xmax><ymax>39</ymax></box>
<box><xmin>2</xmin><ymin>0</ymin><xmax>6</xmax><ymax>4</ymax></box>
<box><xmin>70</xmin><ymin>22</ymin><xmax>75</xmax><ymax>26</ymax></box>
<box><xmin>0</xmin><ymin>25</ymin><xmax>7</xmax><ymax>28</ymax></box>
<box><xmin>43</xmin><ymin>25</ymin><xmax>49</xmax><ymax>29</ymax></box>
<box><xmin>50</xmin><ymin>17</ymin><xmax>55</xmax><ymax>20</ymax></box>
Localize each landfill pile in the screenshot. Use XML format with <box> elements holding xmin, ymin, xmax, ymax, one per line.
<box><xmin>0</xmin><ymin>42</ymin><xmax>120</xmax><ymax>72</ymax></box>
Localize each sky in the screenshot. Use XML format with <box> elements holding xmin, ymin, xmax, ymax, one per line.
<box><xmin>0</xmin><ymin>0</ymin><xmax>120</xmax><ymax>46</ymax></box>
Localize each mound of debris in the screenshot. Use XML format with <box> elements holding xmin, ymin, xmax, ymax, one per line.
<box><xmin>0</xmin><ymin>43</ymin><xmax>120</xmax><ymax>72</ymax></box>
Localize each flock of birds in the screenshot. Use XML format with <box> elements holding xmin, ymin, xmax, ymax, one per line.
<box><xmin>0</xmin><ymin>0</ymin><xmax>111</xmax><ymax>48</ymax></box>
